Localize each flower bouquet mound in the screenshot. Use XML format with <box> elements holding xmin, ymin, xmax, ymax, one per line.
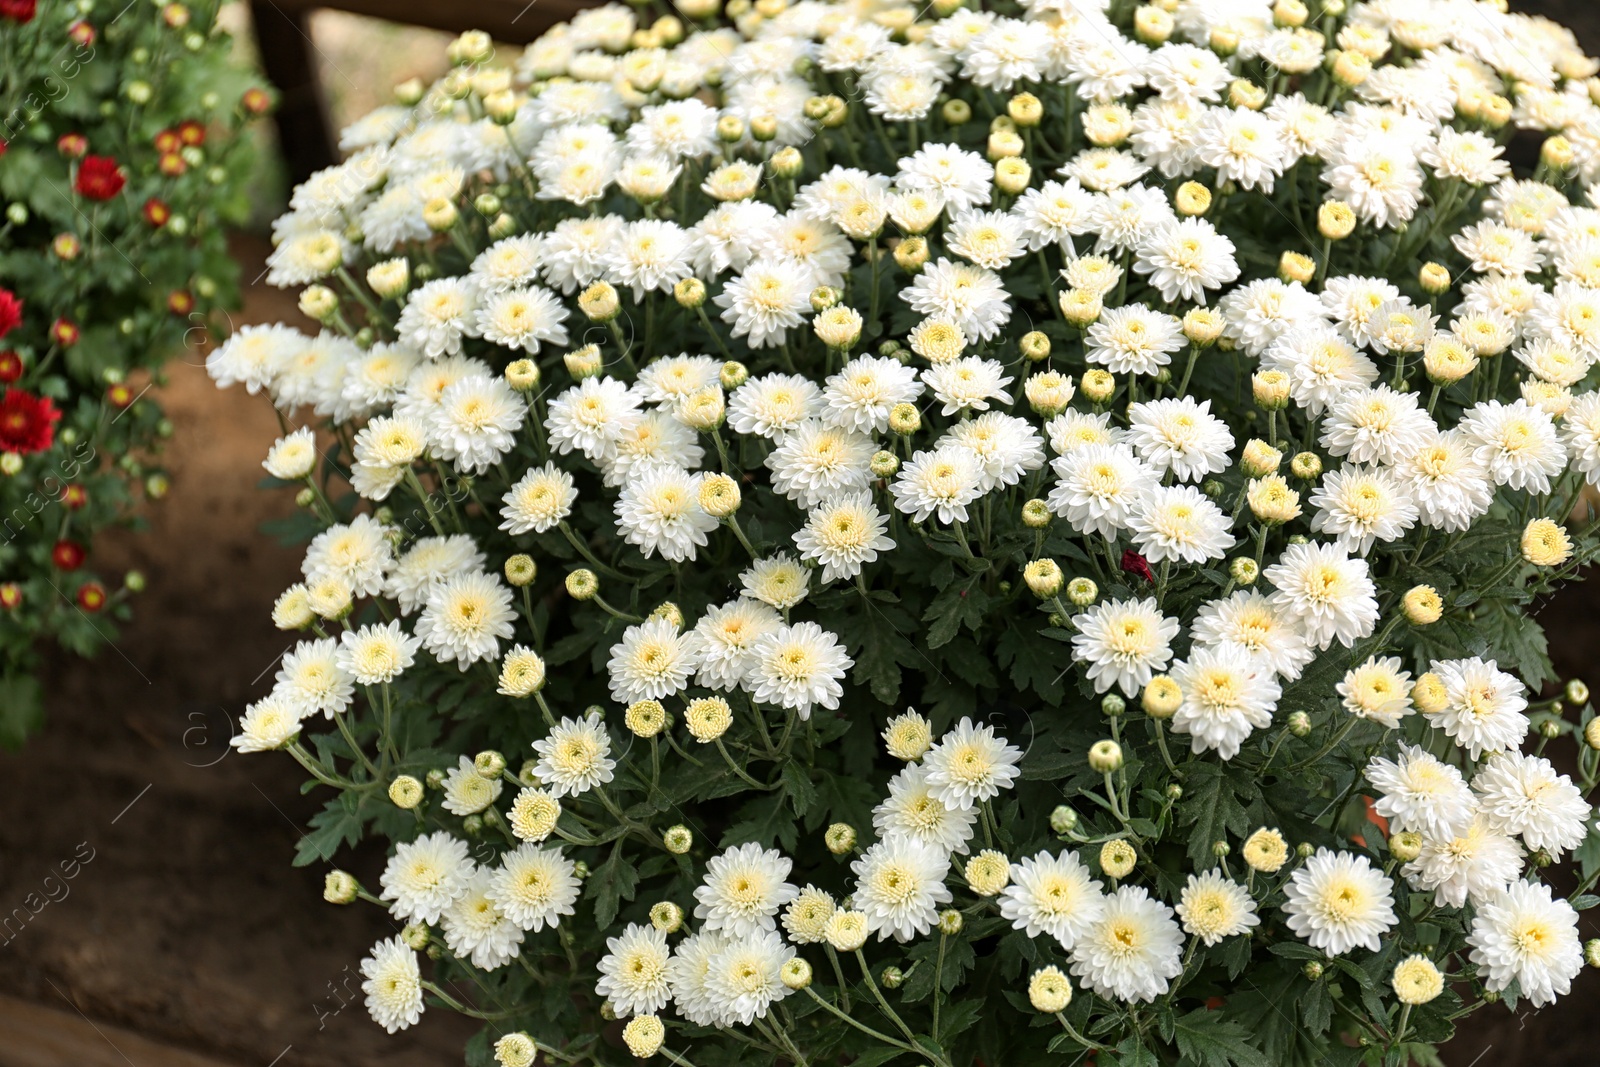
<box><xmin>0</xmin><ymin>0</ymin><xmax>266</xmax><ymax>743</ymax></box>
<box><xmin>213</xmin><ymin>2</ymin><xmax>1600</xmax><ymax>1065</ymax></box>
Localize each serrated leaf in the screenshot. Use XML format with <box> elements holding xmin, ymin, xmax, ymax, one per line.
<box><xmin>1173</xmin><ymin>1008</ymin><xmax>1271</xmax><ymax>1067</ymax></box>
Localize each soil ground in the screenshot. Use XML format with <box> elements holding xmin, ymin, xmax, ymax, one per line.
<box><xmin>0</xmin><ymin>250</ymin><xmax>1597</xmax><ymax>1066</ymax></box>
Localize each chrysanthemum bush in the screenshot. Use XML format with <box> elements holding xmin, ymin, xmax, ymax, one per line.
<box><xmin>211</xmin><ymin>1</ymin><xmax>1600</xmax><ymax>1063</ymax></box>
<box><xmin>0</xmin><ymin>0</ymin><xmax>266</xmax><ymax>743</ymax></box>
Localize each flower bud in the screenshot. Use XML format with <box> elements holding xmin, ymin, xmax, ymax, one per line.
<box><xmin>674</xmin><ymin>277</ymin><xmax>707</xmax><ymax>308</ymax></box>
<box><xmin>888</xmin><ymin>402</ymin><xmax>921</xmax><ymax>436</ymax></box>
<box><xmin>1064</xmin><ymin>577</ymin><xmax>1097</xmax><ymax>606</ymax></box>
<box><xmin>770</xmin><ymin>146</ymin><xmax>803</xmax><ymax>178</ymax></box>
<box><xmin>1058</xmin><ymin>287</ymin><xmax>1103</xmax><ymax>327</ymax></box>
<box><xmin>1100</xmin><ymin>838</ymin><xmax>1136</xmax><ymax>878</ymax></box>
<box><xmin>650</xmin><ymin>901</ymin><xmax>684</xmax><ymax>933</ymax></box>
<box><xmin>1088</xmin><ymin>739</ymin><xmax>1123</xmax><ymax>773</ymax></box>
<box><xmin>684</xmin><ymin>696</ymin><xmax>734</xmax><ymax>742</ymax></box>
<box><xmin>937</xmin><ymin>909</ymin><xmax>963</xmax><ymax>935</ymax></box>
<box><xmin>663</xmin><ymin>825</ymin><xmax>693</xmax><ymax>853</ymax></box>
<box><xmin>994</xmin><ymin>157</ymin><xmax>1031</xmax><ymax>194</ymax></box>
<box><xmin>1279</xmin><ymin>251</ymin><xmax>1316</xmax><ymax>285</ymax></box>
<box><xmin>579</xmin><ymin>282</ymin><xmax>620</xmax><ymax>321</ymax></box>
<box><xmin>622</xmin><ymin>1015</ymin><xmax>664</xmax><ymax>1058</ymax></box>
<box><xmin>1242</xmin><ymin>827</ymin><xmax>1288</xmax><ymax>872</ymax></box>
<box><xmin>698</xmin><ymin>473</ymin><xmax>741</xmax><ymax>518</ymax></box>
<box><xmin>324</xmin><ymin>870</ymin><xmax>358</xmax><ymax>904</ymax></box>
<box><xmin>1024</xmin><ymin>559</ymin><xmax>1064</xmax><ymax>598</ymax></box>
<box><xmin>1253</xmin><ymin>370</ymin><xmax>1291</xmax><ymax>409</ymax></box>
<box><xmin>1289</xmin><ymin>451</ymin><xmax>1322</xmax><ymax>480</ymax></box>
<box><xmin>1081</xmin><ymin>369</ymin><xmax>1115</xmax><ymax>404</ymax></box>
<box><xmin>1566</xmin><ymin>679</ymin><xmax>1590</xmax><ymax>706</ymax></box>
<box><xmin>1418</xmin><ymin>261</ymin><xmax>1451</xmax><ymax>294</ymax></box>
<box><xmin>1402</xmin><ymin>585</ymin><xmax>1443</xmax><ymax>625</ymax></box>
<box><xmin>1049</xmin><ymin>805</ymin><xmax>1079</xmax><ymax>834</ymax></box>
<box><xmin>566</xmin><ymin>343</ymin><xmax>604</xmax><ymax>379</ymax></box>
<box><xmin>1142</xmin><ymin>676</ymin><xmax>1181</xmax><ymax>719</ymax></box>
<box><xmin>824</xmin><ymin>910</ymin><xmax>869</xmax><ymax>952</ymax></box>
<box><xmin>1318</xmin><ymin>200</ymin><xmax>1357</xmax><ymax>240</ymax></box>
<box><xmin>1522</xmin><ymin>518</ymin><xmax>1572</xmax><ymax>566</ymax></box>
<box><xmin>965</xmin><ymin>850</ymin><xmax>1011</xmax><ymax>896</ymax></box>
<box><xmin>1389</xmin><ymin>830</ymin><xmax>1423</xmax><ymax>862</ymax></box>
<box><xmin>504</xmin><ymin>554</ymin><xmax>537</xmax><ymax>587</ymax></box>
<box><xmin>1303</xmin><ymin>961</ymin><xmax>1324</xmax><ymax>981</ymax></box>
<box><xmin>1028</xmin><ymin>966</ymin><xmax>1072</xmax><ymax>1012</ymax></box>
<box><xmin>880</xmin><ymin>965</ymin><xmax>904</xmax><ymax>989</ymax></box>
<box><xmin>870</xmin><ymin>451</ymin><xmax>899</xmax><ymax>478</ymax></box>
<box><xmin>814</xmin><ymin>305</ymin><xmax>863</xmax><ymax>348</ymax></box>
<box><xmin>389</xmin><ymin>774</ymin><xmax>424</xmax><ymax>809</ymax></box>
<box><xmin>1287</xmin><ymin>710</ymin><xmax>1312</xmax><ymax>737</ymax></box>
<box><xmin>825</xmin><ymin>822</ymin><xmax>857</xmax><ymax>854</ymax></box>
<box><xmin>719</xmin><ymin>361</ymin><xmax>748</xmax><ymax>390</ymax></box>
<box><xmin>566</xmin><ymin>569</ymin><xmax>599</xmax><ymax>600</ymax></box>
<box><xmin>1022</xmin><ymin>499</ymin><xmax>1053</xmax><ymax>529</ymax></box>
<box><xmin>781</xmin><ymin>958</ymin><xmax>813</xmax><ymax>989</ymax></box>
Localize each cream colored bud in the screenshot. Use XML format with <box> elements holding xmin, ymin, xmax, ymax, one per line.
<box><xmin>1418</xmin><ymin>262</ymin><xmax>1451</xmax><ymax>294</ymax></box>
<box><xmin>1175</xmin><ymin>181</ymin><xmax>1212</xmax><ymax>216</ymax></box>
<box><xmin>389</xmin><ymin>774</ymin><xmax>424</xmax><ymax>809</ymax></box>
<box><xmin>1278</xmin><ymin>251</ymin><xmax>1316</xmax><ymax>285</ymax></box>
<box><xmin>1099</xmin><ymin>838</ymin><xmax>1136</xmax><ymax>878</ymax></box>
<box><xmin>1024</xmin><ymin>559</ymin><xmax>1064</xmax><ymax>599</ymax></box>
<box><xmin>1402</xmin><ymin>585</ymin><xmax>1443</xmax><ymax>625</ymax></box>
<box><xmin>1081</xmin><ymin>369</ymin><xmax>1115</xmax><ymax>404</ymax></box>
<box><xmin>1252</xmin><ymin>370</ymin><xmax>1291</xmax><ymax>409</ymax></box>
<box><xmin>1029</xmin><ymin>966</ymin><xmax>1073</xmax><ymax>1012</ymax></box>
<box><xmin>1088</xmin><ymin>739</ymin><xmax>1123</xmax><ymax>773</ymax></box>
<box><xmin>1241</xmin><ymin>439</ymin><xmax>1282</xmax><ymax>477</ymax></box>
<box><xmin>1318</xmin><ymin>200</ymin><xmax>1357</xmax><ymax>240</ymax></box>
<box><xmin>367</xmin><ymin>258</ymin><xmax>410</xmax><ymax>299</ymax></box>
<box><xmin>1059</xmin><ymin>287</ymin><xmax>1103</xmax><ymax>327</ymax></box>
<box><xmin>814</xmin><ymin>305</ymin><xmax>863</xmax><ymax>349</ymax></box>
<box><xmin>579</xmin><ymin>282</ymin><xmax>620</xmax><ymax>322</ymax></box>
<box><xmin>565</xmin><ymin>343</ymin><xmax>604</xmax><ymax>379</ymax></box>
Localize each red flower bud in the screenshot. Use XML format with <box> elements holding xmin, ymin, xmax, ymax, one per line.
<box><xmin>159</xmin><ymin>152</ymin><xmax>187</xmax><ymax>177</ymax></box>
<box><xmin>67</xmin><ymin>19</ymin><xmax>95</xmax><ymax>45</ymax></box>
<box><xmin>60</xmin><ymin>483</ymin><xmax>88</xmax><ymax>510</ymax></box>
<box><xmin>241</xmin><ymin>87</ymin><xmax>272</xmax><ymax>115</ymax></box>
<box><xmin>154</xmin><ymin>128</ymin><xmax>182</xmax><ymax>154</ymax></box>
<box><xmin>52</xmin><ymin>540</ymin><xmax>86</xmax><ymax>572</ymax></box>
<box><xmin>0</xmin><ymin>583</ymin><xmax>20</xmax><ymax>610</ymax></box>
<box><xmin>76</xmin><ymin>581</ymin><xmax>107</xmax><ymax>612</ymax></box>
<box><xmin>1120</xmin><ymin>549</ymin><xmax>1154</xmax><ymax>584</ymax></box>
<box><xmin>177</xmin><ymin>119</ymin><xmax>206</xmax><ymax>147</ymax></box>
<box><xmin>0</xmin><ymin>288</ymin><xmax>20</xmax><ymax>338</ymax></box>
<box><xmin>143</xmin><ymin>198</ymin><xmax>171</xmax><ymax>227</ymax></box>
<box><xmin>50</xmin><ymin>319</ymin><xmax>80</xmax><ymax>347</ymax></box>
<box><xmin>0</xmin><ymin>351</ymin><xmax>22</xmax><ymax>384</ymax></box>
<box><xmin>75</xmin><ymin>155</ymin><xmax>126</xmax><ymax>200</ymax></box>
<box><xmin>162</xmin><ymin>3</ymin><xmax>189</xmax><ymax>29</ymax></box>
<box><xmin>107</xmin><ymin>383</ymin><xmax>135</xmax><ymax>408</ymax></box>
<box><xmin>167</xmin><ymin>291</ymin><xmax>194</xmax><ymax>316</ymax></box>
<box><xmin>57</xmin><ymin>132</ymin><xmax>88</xmax><ymax>159</ymax></box>
<box><xmin>52</xmin><ymin>233</ymin><xmax>82</xmax><ymax>260</ymax></box>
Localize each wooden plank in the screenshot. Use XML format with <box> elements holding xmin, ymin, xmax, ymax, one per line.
<box><xmin>0</xmin><ymin>993</ymin><xmax>247</xmax><ymax>1067</ymax></box>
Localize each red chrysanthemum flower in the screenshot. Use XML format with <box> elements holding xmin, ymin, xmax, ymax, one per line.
<box><xmin>66</xmin><ymin>18</ymin><xmax>95</xmax><ymax>45</ymax></box>
<box><xmin>52</xmin><ymin>540</ymin><xmax>86</xmax><ymax>572</ymax></box>
<box><xmin>57</xmin><ymin>132</ymin><xmax>88</xmax><ymax>158</ymax></box>
<box><xmin>143</xmin><ymin>197</ymin><xmax>171</xmax><ymax>227</ymax></box>
<box><xmin>1120</xmin><ymin>549</ymin><xmax>1154</xmax><ymax>584</ymax></box>
<box><xmin>0</xmin><ymin>583</ymin><xmax>20</xmax><ymax>610</ymax></box>
<box><xmin>0</xmin><ymin>288</ymin><xmax>20</xmax><ymax>338</ymax></box>
<box><xmin>75</xmin><ymin>155</ymin><xmax>126</xmax><ymax>200</ymax></box>
<box><xmin>60</xmin><ymin>483</ymin><xmax>88</xmax><ymax>510</ymax></box>
<box><xmin>0</xmin><ymin>0</ymin><xmax>37</xmax><ymax>23</ymax></box>
<box><xmin>154</xmin><ymin>128</ymin><xmax>181</xmax><ymax>153</ymax></box>
<box><xmin>51</xmin><ymin>318</ymin><xmax>80</xmax><ymax>347</ymax></box>
<box><xmin>177</xmin><ymin>119</ymin><xmax>206</xmax><ymax>146</ymax></box>
<box><xmin>0</xmin><ymin>388</ymin><xmax>60</xmax><ymax>455</ymax></box>
<box><xmin>0</xmin><ymin>351</ymin><xmax>21</xmax><ymax>384</ymax></box>
<box><xmin>159</xmin><ymin>152</ymin><xmax>186</xmax><ymax>177</ymax></box>
<box><xmin>76</xmin><ymin>582</ymin><xmax>107</xmax><ymax>611</ymax></box>
<box><xmin>242</xmin><ymin>87</ymin><xmax>272</xmax><ymax>115</ymax></box>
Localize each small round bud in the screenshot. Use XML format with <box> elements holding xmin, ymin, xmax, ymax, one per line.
<box><xmin>781</xmin><ymin>958</ymin><xmax>813</xmax><ymax>989</ymax></box>
<box><xmin>1303</xmin><ymin>961</ymin><xmax>1324</xmax><ymax>981</ymax></box>
<box><xmin>888</xmin><ymin>403</ymin><xmax>921</xmax><ymax>436</ymax></box>
<box><xmin>1318</xmin><ymin>200</ymin><xmax>1357</xmax><ymax>240</ymax></box>
<box><xmin>1212</xmin><ymin>840</ymin><xmax>1232</xmax><ymax>858</ymax></box>
<box><xmin>1165</xmin><ymin>783</ymin><xmax>1183</xmax><ymax>800</ymax></box>
<box><xmin>1066</xmin><ymin>577</ymin><xmax>1099</xmax><ymax>606</ymax></box>
<box><xmin>622</xmin><ymin>1015</ymin><xmax>665</xmax><ymax>1058</ymax></box>
<box><xmin>869</xmin><ymin>450</ymin><xmax>899</xmax><ymax>479</ymax></box>
<box><xmin>295</xmin><ymin>487</ymin><xmax>316</xmax><ymax>509</ymax></box>
<box><xmin>1522</xmin><ymin>518</ymin><xmax>1573</xmax><ymax>567</ymax></box>
<box><xmin>626</xmin><ymin>700</ymin><xmax>667</xmax><ymax>739</ymax></box>
<box><xmin>566</xmin><ymin>569</ymin><xmax>599</xmax><ymax>600</ymax></box>
<box><xmin>323</xmin><ymin>870</ymin><xmax>358</xmax><ymax>905</ymax></box>
<box><xmin>1228</xmin><ymin>79</ymin><xmax>1267</xmax><ymax>109</ymax></box>
<box><xmin>1024</xmin><ymin>559</ymin><xmax>1064</xmax><ymax>599</ymax></box>
<box><xmin>1585</xmin><ymin>939</ymin><xmax>1600</xmax><ymax>969</ymax></box>
<box><xmin>825</xmin><ymin>822</ymin><xmax>857</xmax><ymax>854</ymax></box>
<box><xmin>1241</xmin><ymin>440</ymin><xmax>1283</xmax><ymax>478</ymax></box>
<box><xmin>880</xmin><ymin>965</ymin><xmax>904</xmax><ymax>989</ymax></box>
<box><xmin>1142</xmin><ymin>676</ymin><xmax>1181</xmax><ymax>719</ymax></box>
<box><xmin>505</xmin><ymin>554</ymin><xmax>537</xmax><ymax>587</ymax></box>
<box><xmin>504</xmin><ymin>359</ymin><xmax>541</xmax><ymax>393</ymax></box>
<box><xmin>475</xmin><ymin>751</ymin><xmax>507</xmax><ymax>779</ymax></box>
<box><xmin>720</xmin><ymin>361</ymin><xmax>748</xmax><ymax>389</ymax></box>
<box><xmin>1289</xmin><ymin>451</ymin><xmax>1323</xmax><ymax>480</ymax></box>
<box><xmin>1418</xmin><ymin>262</ymin><xmax>1451</xmax><ymax>294</ymax></box>
<box><xmin>1175</xmin><ymin>181</ymin><xmax>1212</xmax><ymax>216</ymax></box>
<box><xmin>1081</xmin><ymin>369</ymin><xmax>1115</xmax><ymax>404</ymax></box>
<box><xmin>942</xmin><ymin>98</ymin><xmax>971</xmax><ymax>124</ymax></box>
<box><xmin>1242</xmin><ymin>827</ymin><xmax>1289</xmax><ymax>872</ymax></box>
<box><xmin>1253</xmin><ymin>370</ymin><xmax>1291</xmax><ymax>410</ymax></box>
<box><xmin>663</xmin><ymin>825</ymin><xmax>694</xmax><ymax>853</ymax></box>
<box><xmin>1402</xmin><ymin>585</ymin><xmax>1443</xmax><ymax>625</ymax></box>
<box><xmin>965</xmin><ymin>850</ymin><xmax>1011</xmax><ymax>896</ymax></box>
<box><xmin>1088</xmin><ymin>739</ymin><xmax>1123</xmax><ymax>773</ymax></box>
<box><xmin>1022</xmin><ymin>499</ymin><xmax>1053</xmax><ymax>529</ymax></box>
<box><xmin>1287</xmin><ymin>710</ymin><xmax>1313</xmax><ymax>737</ymax></box>
<box><xmin>1028</xmin><ymin>966</ymin><xmax>1073</xmax><ymax>1012</ymax></box>
<box><xmin>1542</xmin><ymin>134</ymin><xmax>1575</xmax><ymax>170</ymax></box>
<box><xmin>1279</xmin><ymin>251</ymin><xmax>1316</xmax><ymax>285</ymax></box>
<box><xmin>389</xmin><ymin>775</ymin><xmax>424</xmax><ymax>809</ymax></box>
<box><xmin>1538</xmin><ymin>719</ymin><xmax>1562</xmax><ymax>740</ymax></box>
<box><xmin>674</xmin><ymin>277</ymin><xmax>707</xmax><ymax>308</ymax></box>
<box><xmin>579</xmin><ymin>282</ymin><xmax>620</xmax><ymax>322</ymax></box>
<box><xmin>1100</xmin><ymin>838</ymin><xmax>1136</xmax><ymax>878</ymax></box>
<box><xmin>1566</xmin><ymin>679</ymin><xmax>1590</xmax><ymax>706</ymax></box>
<box><xmin>367</xmin><ymin>258</ymin><xmax>410</xmax><ymax>299</ymax></box>
<box><xmin>699</xmin><ymin>473</ymin><xmax>741</xmax><ymax>518</ymax></box>
<box><xmin>1049</xmin><ymin>805</ymin><xmax>1079</xmax><ymax>835</ymax></box>
<box><xmin>684</xmin><ymin>696</ymin><xmax>734</xmax><ymax>743</ymax></box>
<box><xmin>937</xmin><ymin>909</ymin><xmax>963</xmax><ymax>935</ymax></box>
<box><xmin>299</xmin><ymin>285</ymin><xmax>339</xmax><ymax>322</ymax></box>
<box><xmin>1229</xmin><ymin>557</ymin><xmax>1259</xmax><ymax>585</ymax></box>
<box><xmin>401</xmin><ymin>923</ymin><xmax>430</xmax><ymax>951</ymax></box>
<box><xmin>1058</xmin><ymin>287</ymin><xmax>1103</xmax><ymax>327</ymax></box>
<box><xmin>650</xmin><ymin>901</ymin><xmax>684</xmax><ymax>933</ymax></box>
<box><xmin>1101</xmin><ymin>694</ymin><xmax>1126</xmax><ymax>717</ymax></box>
<box><xmin>1389</xmin><ymin>830</ymin><xmax>1423</xmax><ymax>863</ymax></box>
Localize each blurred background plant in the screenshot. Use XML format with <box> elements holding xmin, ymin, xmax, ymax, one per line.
<box><xmin>0</xmin><ymin>0</ymin><xmax>267</xmax><ymax>744</ymax></box>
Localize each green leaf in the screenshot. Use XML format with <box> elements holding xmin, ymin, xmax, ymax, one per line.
<box><xmin>923</xmin><ymin>578</ymin><xmax>990</xmax><ymax>649</ymax></box>
<box><xmin>293</xmin><ymin>795</ymin><xmax>363</xmax><ymax>867</ymax></box>
<box><xmin>586</xmin><ymin>846</ymin><xmax>640</xmax><ymax>929</ymax></box>
<box><xmin>1177</xmin><ymin>762</ymin><xmax>1252</xmax><ymax>868</ymax></box>
<box><xmin>0</xmin><ymin>671</ymin><xmax>45</xmax><ymax>749</ymax></box>
<box><xmin>781</xmin><ymin>761</ymin><xmax>818</xmax><ymax>818</ymax></box>
<box><xmin>1173</xmin><ymin>1008</ymin><xmax>1271</xmax><ymax>1067</ymax></box>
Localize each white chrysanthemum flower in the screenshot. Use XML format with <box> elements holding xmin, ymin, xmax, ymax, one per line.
<box><xmin>891</xmin><ymin>445</ymin><xmax>986</xmax><ymax>526</ymax></box>
<box><xmin>615</xmin><ymin>463</ymin><xmax>718</xmax><ymax>562</ymax></box>
<box><xmin>1458</xmin><ymin>399</ymin><xmax>1566</xmax><ymax>494</ymax></box>
<box><xmin>1069</xmin><ymin>886</ymin><xmax>1184</xmax><ymax>1004</ymax></box>
<box><xmin>264</xmin><ymin>426</ymin><xmax>318</xmax><ymax>480</ymax></box>
<box><xmin>667</xmin><ymin>931</ymin><xmax>732</xmax><ymax>1027</ymax></box>
<box><xmin>546</xmin><ymin>377</ymin><xmax>644</xmax><ymax>464</ymax></box>
<box><xmin>873</xmin><ymin>763</ymin><xmax>979</xmax><ymax>856</ymax></box>
<box><xmin>361</xmin><ymin>936</ymin><xmax>424</xmax><ymax>1034</ymax></box>
<box><xmin>231</xmin><ymin>693</ymin><xmax>303</xmax><ymax>753</ymax></box>
<box><xmin>1169</xmin><ymin>644</ymin><xmax>1282</xmax><ymax>760</ymax></box>
<box><xmin>440</xmin><ymin>867</ymin><xmax>523</xmax><ymax>971</ymax></box>
<box><xmin>715</xmin><ymin>256</ymin><xmax>814</xmax><ymax>349</ymax></box>
<box><xmin>385</xmin><ymin>535</ymin><xmax>486</xmax><ymax>616</ymax></box>
<box><xmin>1453</xmin><ymin>220</ymin><xmax>1545</xmax><ymax>276</ymax></box>
<box><xmin>488</xmin><ymin>843</ymin><xmax>581</xmax><ymax>932</ymax></box>
<box><xmin>476</xmin><ymin>286</ymin><xmax>569</xmax><ymax>356</ymax></box>
<box><xmin>1471</xmin><ymin>752</ymin><xmax>1591</xmax><ymax>857</ymax></box>
<box><xmin>415</xmin><ymin>570</ymin><xmax>516</xmax><ymax>669</ymax></box>
<box><xmin>1194</xmin><ymin>106</ymin><xmax>1290</xmax><ymax>192</ymax></box>
<box><xmin>303</xmin><ymin>512</ymin><xmax>394</xmax><ymax>599</ymax></box>
<box><xmin>1395</xmin><ymin>430</ymin><xmax>1495</xmax><ymax>533</ymax></box>
<box><xmin>469</xmin><ymin>235</ymin><xmax>542</xmax><ymax>293</ymax></box>
<box><xmin>428</xmin><ymin>374</ymin><xmax>527</xmax><ymax>475</ymax></box>
<box><xmin>766</xmin><ymin>420</ymin><xmax>876</xmax><ymax>509</ymax></box>
<box><xmin>531</xmin><ymin>712</ymin><xmax>616</xmax><ymax>798</ymax></box>
<box><xmin>398</xmin><ymin>277</ymin><xmax>479</xmax><ymax>359</ymax></box>
<box><xmin>1220</xmin><ymin>277</ymin><xmax>1326</xmax><ymax>356</ymax></box>
<box><xmin>943</xmin><ymin>412</ymin><xmax>1046</xmax><ymax>492</ymax></box>
<box><xmin>636</xmin><ymin>354</ymin><xmax>722</xmax><ymax>413</ymax></box>
<box><xmin>1261</xmin><ymin>326</ymin><xmax>1379</xmax><ymax>417</ymax></box>
<box><xmin>693</xmin><ymin>599</ymin><xmax>783</xmax><ymax>691</ymax></box>
<box><xmin>1321</xmin><ymin>133</ymin><xmax>1424</xmax><ymax>228</ymax></box>
<box><xmin>1425</xmin><ymin>657</ymin><xmax>1530</xmax><ymax>761</ymax></box>
<box><xmin>740</xmin><ymin>553</ymin><xmax>811</xmax><ymax>611</ymax></box>
<box><xmin>922</xmin><ymin>356</ymin><xmax>1014</xmax><ymax>415</ymax></box>
<box><xmin>1282</xmin><ymin>848</ymin><xmax>1397</xmax><ymax>955</ymax></box>
<box><xmin>1527</xmin><ymin>281</ymin><xmax>1600</xmax><ymax>357</ymax></box>
<box><xmin>922</xmin><ymin>716</ymin><xmax>1023</xmax><ymax>811</ymax></box>
<box><xmin>746</xmin><ymin>621</ymin><xmax>852</xmax><ymax>719</ymax></box>
<box><xmin>794</xmin><ymin>492</ymin><xmax>895</xmax><ymax>584</ymax></box>
<box><xmin>604</xmin><ymin>219</ymin><xmax>692</xmax><ymax>300</ymax></box>
<box><xmin>1320</xmin><ymin>385</ymin><xmax>1436</xmax><ymax>466</ymax></box>
<box><xmin>442</xmin><ymin>754</ymin><xmax>504</xmax><ymax>816</ymax></box>
<box><xmin>782</xmin><ymin>885</ymin><xmax>838</xmax><ymax>945</ymax></box>
<box><xmin>1366</xmin><ymin>744</ymin><xmax>1476</xmax><ymax>840</ymax></box>
<box><xmin>1046</xmin><ymin>410</ymin><xmax>1123</xmax><ymax>455</ymax></box>
<box><xmin>1013</xmin><ymin>179</ymin><xmax>1094</xmax><ymax>250</ymax></box>
<box><xmin>596</xmin><ymin>923</ymin><xmax>673</xmax><ymax>1017</ymax></box>
<box><xmin>1048</xmin><ymin>443</ymin><xmax>1156</xmax><ymax>539</ymax></box>
<box><xmin>704</xmin><ymin>929</ymin><xmax>795</xmax><ymax>1026</ymax></box>
<box><xmin>1190</xmin><ymin>591</ymin><xmax>1314</xmax><ymax>682</ymax></box>
<box><xmin>851</xmin><ymin>836</ymin><xmax>953</xmax><ymax>942</ymax></box>
<box><xmin>1467</xmin><ymin>881</ymin><xmax>1584</xmax><ymax>1008</ymax></box>
<box><xmin>821</xmin><ymin>355</ymin><xmax>923</xmax><ymax>434</ymax></box>
<box><xmin>1563</xmin><ymin>391</ymin><xmax>1600</xmax><ymax>482</ymax></box>
<box><xmin>1072</xmin><ymin>597</ymin><xmax>1180</xmax><ymax>697</ymax></box>
<box><xmin>1337</xmin><ymin>655</ymin><xmax>1413</xmax><ymax>727</ymax></box>
<box><xmin>541</xmin><ymin>215</ymin><xmax>624</xmax><ymax>293</ymax></box>
<box><xmin>381</xmin><ymin>831</ymin><xmax>471</xmax><ymax>924</ymax></box>
<box><xmin>896</xmin><ymin>142</ymin><xmax>992</xmax><ymax>212</ymax></box>
<box><xmin>1146</xmin><ymin>41</ymin><xmax>1230</xmax><ymax>101</ymax></box>
<box><xmin>207</xmin><ymin>323</ymin><xmax>303</xmax><ymax>395</ymax></box>
<box><xmin>1263</xmin><ymin>541</ymin><xmax>1380</xmax><ymax>650</ymax></box>
<box><xmin>1176</xmin><ymin>870</ymin><xmax>1259</xmax><ymax>946</ymax></box>
<box><xmin>273</xmin><ymin>637</ymin><xmax>354</xmax><ymax>719</ymax></box>
<box><xmin>1308</xmin><ymin>465</ymin><xmax>1419</xmax><ymax>556</ymax></box>
<box><xmin>607</xmin><ymin>616</ymin><xmax>704</xmax><ymax>704</ymax></box>
<box><xmin>1125</xmin><ymin>398</ymin><xmax>1235</xmax><ymax>483</ymax></box>
<box><xmin>500</xmin><ymin>463</ymin><xmax>577</xmax><ymax>536</ymax></box>
<box><xmin>1403</xmin><ymin>817</ymin><xmax>1524</xmax><ymax>909</ymax></box>
<box><xmin>728</xmin><ymin>373</ymin><xmax>822</xmax><ymax>440</ymax></box>
<box><xmin>1085</xmin><ymin>303</ymin><xmax>1185</xmax><ymax>376</ymax></box>
<box><xmin>901</xmin><ymin>257</ymin><xmax>1012</xmax><ymax>342</ymax></box>
<box><xmin>999</xmin><ymin>850</ymin><xmax>1107</xmax><ymax>951</ymax></box>
<box><xmin>1128</xmin><ymin>484</ymin><xmax>1234</xmax><ymax>565</ymax></box>
<box><xmin>693</xmin><ymin>842</ymin><xmax>799</xmax><ymax>939</ymax></box>
<box><xmin>946</xmin><ymin>208</ymin><xmax>1026</xmax><ymax>270</ymax></box>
